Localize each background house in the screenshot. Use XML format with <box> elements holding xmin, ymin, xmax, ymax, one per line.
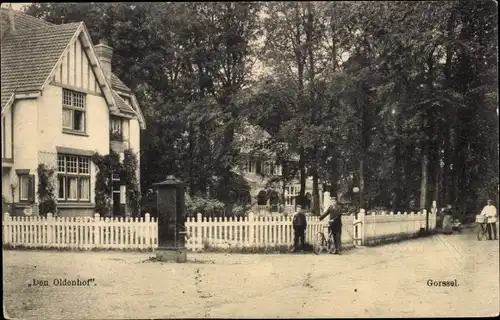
<box><xmin>235</xmin><ymin>122</ymin><xmax>322</xmax><ymax>212</ymax></box>
<box><xmin>1</xmin><ymin>8</ymin><xmax>145</xmax><ymax>217</ymax></box>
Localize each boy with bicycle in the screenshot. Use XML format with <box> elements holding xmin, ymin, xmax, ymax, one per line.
<box><xmin>319</xmin><ymin>196</ymin><xmax>343</xmax><ymax>254</ymax></box>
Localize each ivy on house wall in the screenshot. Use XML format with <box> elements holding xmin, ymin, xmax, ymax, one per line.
<box><xmin>92</xmin><ymin>149</ymin><xmax>141</xmax><ymax>217</ymax></box>
<box><xmin>92</xmin><ymin>151</ymin><xmax>121</xmax><ymax>216</ymax></box>
<box><xmin>122</xmin><ymin>149</ymin><xmax>141</xmax><ymax>217</ymax></box>
<box><xmin>37</xmin><ymin>164</ymin><xmax>57</xmax><ymax>216</ymax></box>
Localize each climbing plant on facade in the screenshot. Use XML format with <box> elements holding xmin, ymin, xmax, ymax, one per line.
<box><xmin>122</xmin><ymin>149</ymin><xmax>141</xmax><ymax>216</ymax></box>
<box><xmin>37</xmin><ymin>164</ymin><xmax>57</xmax><ymax>216</ymax></box>
<box><xmin>92</xmin><ymin>151</ymin><xmax>120</xmax><ymax>216</ymax></box>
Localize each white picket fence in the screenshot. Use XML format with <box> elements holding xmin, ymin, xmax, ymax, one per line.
<box><xmin>2</xmin><ymin>208</ymin><xmax>436</xmax><ymax>252</ymax></box>
<box><xmin>2</xmin><ymin>212</ymin><xmax>158</xmax><ymax>250</ymax></box>
<box><xmin>360</xmin><ymin>209</ymin><xmax>436</xmax><ymax>243</ymax></box>
<box><xmin>185</xmin><ymin>209</ymin><xmax>437</xmax><ymax>251</ymax></box>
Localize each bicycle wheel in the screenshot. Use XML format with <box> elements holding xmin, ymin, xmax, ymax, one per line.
<box><xmin>327</xmin><ymin>233</ymin><xmax>336</xmax><ymax>254</ymax></box>
<box><xmin>477</xmin><ymin>224</ymin><xmax>485</xmax><ymax>241</ymax></box>
<box><xmin>314</xmin><ymin>232</ymin><xmax>325</xmax><ymax>255</ymax></box>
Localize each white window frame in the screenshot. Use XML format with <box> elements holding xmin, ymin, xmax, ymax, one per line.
<box><xmin>247</xmin><ymin>160</ymin><xmax>255</xmax><ymax>173</ymax></box>
<box><xmin>62</xmin><ymin>89</ymin><xmax>86</xmax><ymax>133</ymax></box>
<box><xmin>19</xmin><ymin>175</ymin><xmax>31</xmax><ymax>201</ymax></box>
<box><xmin>57</xmin><ymin>154</ymin><xmax>91</xmax><ymax>202</ymax></box>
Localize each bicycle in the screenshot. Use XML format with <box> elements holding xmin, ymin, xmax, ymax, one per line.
<box><xmin>476</xmin><ymin>215</ymin><xmax>489</xmax><ymax>241</ymax></box>
<box><xmin>313</xmin><ymin>224</ymin><xmax>336</xmax><ymax>254</ymax></box>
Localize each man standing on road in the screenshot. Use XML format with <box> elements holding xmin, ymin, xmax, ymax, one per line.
<box><xmin>319</xmin><ymin>196</ymin><xmax>343</xmax><ymax>254</ymax></box>
<box><xmin>292</xmin><ymin>205</ymin><xmax>307</xmax><ymax>252</ymax></box>
<box><xmin>480</xmin><ymin>200</ymin><xmax>498</xmax><ymax>240</ymax></box>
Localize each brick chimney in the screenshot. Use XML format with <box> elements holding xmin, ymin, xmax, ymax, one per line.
<box><xmin>94</xmin><ymin>39</ymin><xmax>113</xmax><ymax>82</ymax></box>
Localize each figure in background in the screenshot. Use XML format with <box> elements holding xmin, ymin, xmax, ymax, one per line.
<box><xmin>442</xmin><ymin>204</ymin><xmax>454</xmax><ymax>234</ymax></box>
<box><xmin>292</xmin><ymin>205</ymin><xmax>307</xmax><ymax>252</ymax></box>
<box><xmin>480</xmin><ymin>200</ymin><xmax>498</xmax><ymax>240</ymax></box>
<box><xmin>319</xmin><ymin>196</ymin><xmax>343</xmax><ymax>254</ymax></box>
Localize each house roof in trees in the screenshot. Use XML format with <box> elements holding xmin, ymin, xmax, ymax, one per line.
<box><xmin>0</xmin><ymin>7</ymin><xmax>52</xmax><ymax>40</ymax></box>
<box><xmin>0</xmin><ymin>8</ymin><xmax>145</xmax><ymax>129</ymax></box>
<box><xmin>111</xmin><ymin>73</ymin><xmax>132</xmax><ymax>93</ymax></box>
<box><xmin>112</xmin><ymin>91</ymin><xmax>136</xmax><ymax>115</ymax></box>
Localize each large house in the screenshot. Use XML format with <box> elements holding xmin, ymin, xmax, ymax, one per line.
<box><xmin>235</xmin><ymin>123</ymin><xmax>319</xmax><ymax>211</ymax></box>
<box><xmin>1</xmin><ymin>8</ymin><xmax>146</xmax><ymax>217</ymax></box>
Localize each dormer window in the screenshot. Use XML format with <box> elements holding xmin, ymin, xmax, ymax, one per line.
<box><xmin>62</xmin><ymin>89</ymin><xmax>86</xmax><ymax>133</ymax></box>
<box><xmin>110</xmin><ymin>117</ymin><xmax>122</xmax><ymax>141</ymax></box>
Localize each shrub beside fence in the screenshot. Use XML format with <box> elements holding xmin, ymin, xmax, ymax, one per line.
<box><xmin>2</xmin><ymin>212</ymin><xmax>158</xmax><ymax>250</ymax></box>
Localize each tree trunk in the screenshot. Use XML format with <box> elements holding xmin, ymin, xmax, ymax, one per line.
<box><xmin>188</xmin><ymin>123</ymin><xmax>196</xmax><ymax>196</ymax></box>
<box><xmin>442</xmin><ymin>127</ymin><xmax>452</xmax><ymax>206</ymax></box>
<box><xmin>359</xmin><ymin>158</ymin><xmax>365</xmax><ymax>209</ymax></box>
<box><xmin>419</xmin><ymin>141</ymin><xmax>429</xmax><ymax>209</ymax></box>
<box><xmin>329</xmin><ymin>150</ymin><xmax>338</xmax><ymax>197</ymax></box>
<box><xmin>312</xmin><ymin>173</ymin><xmax>320</xmax><ymax>215</ymax></box>
<box><xmin>299</xmin><ymin>148</ymin><xmax>306</xmax><ymax>206</ymax></box>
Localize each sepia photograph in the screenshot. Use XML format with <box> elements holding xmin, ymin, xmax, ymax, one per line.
<box><xmin>1</xmin><ymin>1</ymin><xmax>499</xmax><ymax>319</ymax></box>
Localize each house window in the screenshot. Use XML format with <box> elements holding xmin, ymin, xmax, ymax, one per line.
<box><xmin>255</xmin><ymin>161</ymin><xmax>262</xmax><ymax>175</ymax></box>
<box><xmin>18</xmin><ymin>174</ymin><xmax>35</xmax><ymax>202</ymax></box>
<box><xmin>246</xmin><ymin>160</ymin><xmax>255</xmax><ymax>173</ymax></box>
<box><xmin>261</xmin><ymin>162</ymin><xmax>269</xmax><ymax>175</ymax></box>
<box><xmin>110</xmin><ymin>117</ymin><xmax>122</xmax><ymax>140</ymax></box>
<box><xmin>62</xmin><ymin>89</ymin><xmax>86</xmax><ymax>133</ymax></box>
<box><xmin>112</xmin><ymin>170</ymin><xmax>120</xmax><ymax>181</ymax></box>
<box><xmin>57</xmin><ymin>154</ymin><xmax>90</xmax><ymax>202</ymax></box>
<box><xmin>285</xmin><ymin>186</ymin><xmax>299</xmax><ymax>206</ymax></box>
<box><xmin>273</xmin><ymin>164</ymin><xmax>282</xmax><ymax>176</ymax></box>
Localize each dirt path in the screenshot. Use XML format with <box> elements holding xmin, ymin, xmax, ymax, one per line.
<box><xmin>3</xmin><ymin>231</ymin><xmax>499</xmax><ymax>319</ymax></box>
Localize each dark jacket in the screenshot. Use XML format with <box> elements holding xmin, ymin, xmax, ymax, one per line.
<box><xmin>319</xmin><ymin>205</ymin><xmax>342</xmax><ymax>232</ymax></box>
<box><xmin>293</xmin><ymin>211</ymin><xmax>307</xmax><ymax>229</ymax></box>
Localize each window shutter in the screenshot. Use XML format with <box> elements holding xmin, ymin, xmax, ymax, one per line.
<box><xmin>27</xmin><ymin>175</ymin><xmax>35</xmax><ymax>203</ymax></box>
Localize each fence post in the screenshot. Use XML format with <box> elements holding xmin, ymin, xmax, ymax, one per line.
<box><xmin>94</xmin><ymin>213</ymin><xmax>100</xmax><ymax>247</ymax></box>
<box><xmin>431</xmin><ymin>201</ymin><xmax>437</xmax><ymax>231</ymax></box>
<box><xmin>145</xmin><ymin>213</ymin><xmax>151</xmax><ymax>248</ymax></box>
<box><xmin>422</xmin><ymin>209</ymin><xmax>427</xmax><ymax>233</ymax></box>
<box><xmin>46</xmin><ymin>213</ymin><xmax>53</xmax><ymax>246</ymax></box>
<box><xmin>196</xmin><ymin>213</ymin><xmax>203</xmax><ymax>250</ymax></box>
<box><xmin>248</xmin><ymin>212</ymin><xmax>255</xmax><ymax>245</ymax></box>
<box><xmin>3</xmin><ymin>212</ymin><xmax>11</xmax><ymax>245</ymax></box>
<box><xmin>358</xmin><ymin>209</ymin><xmax>365</xmax><ymax>246</ymax></box>
<box><xmin>323</xmin><ymin>192</ymin><xmax>331</xmax><ymax>212</ymax></box>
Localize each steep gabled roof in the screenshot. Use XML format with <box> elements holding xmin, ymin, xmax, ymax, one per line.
<box><xmin>1</xmin><ymin>22</ymin><xmax>82</xmax><ymax>109</ymax></box>
<box><xmin>1</xmin><ymin>8</ymin><xmax>145</xmax><ymax>129</ymax></box>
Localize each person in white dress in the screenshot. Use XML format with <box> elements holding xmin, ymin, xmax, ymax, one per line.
<box><xmin>480</xmin><ymin>200</ymin><xmax>498</xmax><ymax>240</ymax></box>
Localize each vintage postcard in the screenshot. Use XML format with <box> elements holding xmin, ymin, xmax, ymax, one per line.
<box><xmin>2</xmin><ymin>1</ymin><xmax>499</xmax><ymax>319</ymax></box>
